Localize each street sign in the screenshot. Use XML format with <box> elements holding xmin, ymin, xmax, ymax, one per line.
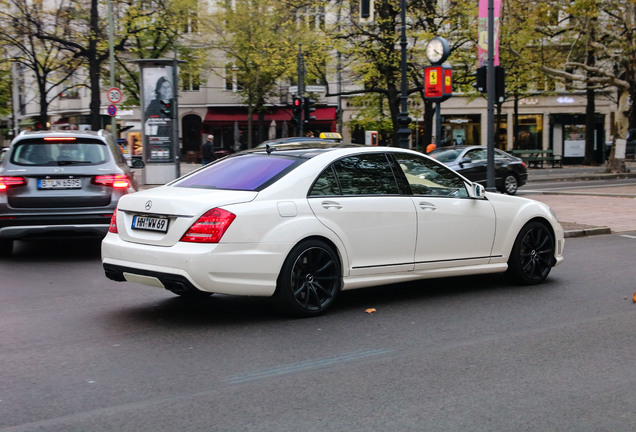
<box><xmin>107</xmin><ymin>87</ymin><xmax>122</xmax><ymax>104</ymax></box>
<box><xmin>107</xmin><ymin>104</ymin><xmax>117</xmax><ymax>116</ymax></box>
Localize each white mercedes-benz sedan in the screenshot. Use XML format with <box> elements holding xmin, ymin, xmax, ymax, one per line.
<box><xmin>102</xmin><ymin>141</ymin><xmax>564</xmax><ymax>317</ymax></box>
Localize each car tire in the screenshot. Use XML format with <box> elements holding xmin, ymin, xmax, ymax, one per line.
<box><xmin>507</xmin><ymin>221</ymin><xmax>555</xmax><ymax>285</ymax></box>
<box><xmin>0</xmin><ymin>239</ymin><xmax>13</xmax><ymax>257</ymax></box>
<box><xmin>503</xmin><ymin>173</ymin><xmax>519</xmax><ymax>195</ymax></box>
<box><xmin>275</xmin><ymin>239</ymin><xmax>341</xmax><ymax>317</ymax></box>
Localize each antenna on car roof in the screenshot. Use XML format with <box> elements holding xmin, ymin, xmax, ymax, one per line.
<box><xmin>266</xmin><ymin>144</ymin><xmax>275</xmax><ymax>155</ymax></box>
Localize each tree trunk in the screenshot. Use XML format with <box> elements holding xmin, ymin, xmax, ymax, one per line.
<box><xmin>606</xmin><ymin>89</ymin><xmax>628</xmax><ymax>173</ymax></box>
<box><xmin>583</xmin><ymin>84</ymin><xmax>596</xmax><ymax>165</ymax></box>
<box><xmin>247</xmin><ymin>105</ymin><xmax>254</xmax><ymax>148</ymax></box>
<box><xmin>89</xmin><ymin>0</ymin><xmax>101</xmax><ymax>131</ymax></box>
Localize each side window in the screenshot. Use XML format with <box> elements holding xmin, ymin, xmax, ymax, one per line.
<box><xmin>465</xmin><ymin>149</ymin><xmax>487</xmax><ymax>160</ymax></box>
<box><xmin>309</xmin><ymin>166</ymin><xmax>340</xmax><ymax>196</ymax></box>
<box><xmin>394</xmin><ymin>154</ymin><xmax>468</xmax><ymax>197</ymax></box>
<box><xmin>332</xmin><ymin>153</ymin><xmax>399</xmax><ymax>195</ymax></box>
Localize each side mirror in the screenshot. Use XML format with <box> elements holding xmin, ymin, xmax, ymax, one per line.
<box><xmin>470</xmin><ymin>183</ymin><xmax>486</xmax><ymax>199</ymax></box>
<box><xmin>458</xmin><ymin>157</ymin><xmax>472</xmax><ymax>167</ymax></box>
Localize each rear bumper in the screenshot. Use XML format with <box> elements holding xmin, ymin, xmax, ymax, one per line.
<box><xmin>101</xmin><ymin>233</ymin><xmax>288</xmax><ymax>297</ymax></box>
<box><xmin>0</xmin><ymin>214</ymin><xmax>110</xmax><ymax>239</ymax></box>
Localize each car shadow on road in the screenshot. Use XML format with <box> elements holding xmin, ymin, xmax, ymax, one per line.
<box><xmin>105</xmin><ymin>272</ymin><xmax>559</xmax><ymax>328</ymax></box>
<box><xmin>6</xmin><ymin>238</ymin><xmax>102</xmax><ymax>262</ymax></box>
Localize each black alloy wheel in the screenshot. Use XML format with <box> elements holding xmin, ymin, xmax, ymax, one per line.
<box><xmin>503</xmin><ymin>173</ymin><xmax>519</xmax><ymax>195</ymax></box>
<box><xmin>275</xmin><ymin>239</ymin><xmax>341</xmax><ymax>317</ymax></box>
<box><xmin>507</xmin><ymin>221</ymin><xmax>555</xmax><ymax>284</ymax></box>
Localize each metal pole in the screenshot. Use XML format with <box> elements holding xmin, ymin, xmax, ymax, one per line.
<box><xmin>436</xmin><ymin>102</ymin><xmax>442</xmax><ymax>148</ymax></box>
<box><xmin>173</xmin><ymin>49</ymin><xmax>180</xmax><ymax>178</ymax></box>
<box><xmin>108</xmin><ymin>0</ymin><xmax>116</xmax><ymax>137</ymax></box>
<box><xmin>486</xmin><ymin>0</ymin><xmax>496</xmax><ymax>191</ymax></box>
<box><xmin>397</xmin><ymin>0</ymin><xmax>411</xmax><ymax>148</ymax></box>
<box><xmin>297</xmin><ymin>44</ymin><xmax>304</xmax><ymax>137</ymax></box>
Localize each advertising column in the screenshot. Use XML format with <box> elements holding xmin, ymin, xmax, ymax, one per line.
<box><xmin>139</xmin><ymin>61</ymin><xmax>177</xmax><ymax>184</ymax></box>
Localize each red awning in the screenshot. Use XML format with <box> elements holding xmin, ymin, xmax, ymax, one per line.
<box><xmin>204</xmin><ymin>106</ymin><xmax>336</xmax><ymax>124</ymax></box>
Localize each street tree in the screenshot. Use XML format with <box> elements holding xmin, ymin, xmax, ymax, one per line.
<box><xmin>317</xmin><ymin>0</ymin><xmax>476</xmax><ymax>147</ymax></box>
<box><xmin>534</xmin><ymin>0</ymin><xmax>635</xmax><ymax>172</ymax></box>
<box><xmin>113</xmin><ymin>0</ymin><xmax>206</xmax><ymax>107</ymax></box>
<box><xmin>207</xmin><ymin>0</ymin><xmax>310</xmax><ymax>148</ymax></box>
<box><xmin>0</xmin><ymin>0</ymin><xmax>82</xmax><ymax>130</ymax></box>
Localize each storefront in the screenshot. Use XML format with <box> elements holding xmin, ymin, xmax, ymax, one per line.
<box><xmin>440</xmin><ymin>114</ymin><xmax>481</xmax><ymax>147</ymax></box>
<box><xmin>202</xmin><ymin>106</ymin><xmax>338</xmax><ymax>151</ymax></box>
<box><xmin>496</xmin><ymin>114</ymin><xmax>544</xmax><ymax>150</ymax></box>
<box><xmin>550</xmin><ymin>113</ymin><xmax>606</xmax><ymax>164</ymax></box>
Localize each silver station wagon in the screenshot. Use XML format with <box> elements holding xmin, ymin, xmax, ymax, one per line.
<box><xmin>0</xmin><ymin>130</ymin><xmax>140</xmax><ymax>256</ymax></box>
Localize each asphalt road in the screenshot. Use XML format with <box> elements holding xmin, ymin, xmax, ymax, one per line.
<box><xmin>2</xmin><ymin>233</ymin><xmax>636</xmax><ymax>432</ymax></box>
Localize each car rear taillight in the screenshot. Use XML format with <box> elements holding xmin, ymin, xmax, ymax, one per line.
<box><xmin>108</xmin><ymin>208</ymin><xmax>118</xmax><ymax>233</ymax></box>
<box><xmin>180</xmin><ymin>208</ymin><xmax>236</xmax><ymax>243</ymax></box>
<box><xmin>0</xmin><ymin>176</ymin><xmax>26</xmax><ymax>190</ymax></box>
<box><xmin>93</xmin><ymin>175</ymin><xmax>130</xmax><ymax>189</ymax></box>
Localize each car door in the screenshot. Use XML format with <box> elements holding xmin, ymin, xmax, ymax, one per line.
<box><xmin>393</xmin><ymin>153</ymin><xmax>496</xmax><ymax>270</ymax></box>
<box><xmin>308</xmin><ymin>152</ymin><xmax>417</xmax><ymax>276</ymax></box>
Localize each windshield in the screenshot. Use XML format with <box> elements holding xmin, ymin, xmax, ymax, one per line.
<box><xmin>11</xmin><ymin>141</ymin><xmax>108</xmax><ymax>166</ymax></box>
<box><xmin>428</xmin><ymin>148</ymin><xmax>462</xmax><ymax>163</ymax></box>
<box><xmin>173</xmin><ymin>154</ymin><xmax>303</xmax><ymax>191</ymax></box>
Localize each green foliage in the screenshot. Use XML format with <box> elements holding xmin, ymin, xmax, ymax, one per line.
<box><xmin>0</xmin><ymin>60</ymin><xmax>11</xmax><ymax>117</ymax></box>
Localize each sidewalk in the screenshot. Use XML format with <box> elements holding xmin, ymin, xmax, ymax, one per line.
<box><xmin>524</xmin><ymin>161</ymin><xmax>636</xmax><ymax>237</ymax></box>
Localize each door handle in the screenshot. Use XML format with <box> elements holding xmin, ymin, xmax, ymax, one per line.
<box><xmin>419</xmin><ymin>202</ymin><xmax>437</xmax><ymax>211</ymax></box>
<box><xmin>321</xmin><ymin>201</ymin><xmax>343</xmax><ymax>210</ymax></box>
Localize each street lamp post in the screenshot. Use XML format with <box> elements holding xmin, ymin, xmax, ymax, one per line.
<box><xmin>486</xmin><ymin>0</ymin><xmax>496</xmax><ymax>191</ymax></box>
<box><xmin>397</xmin><ymin>0</ymin><xmax>411</xmax><ymax>148</ymax></box>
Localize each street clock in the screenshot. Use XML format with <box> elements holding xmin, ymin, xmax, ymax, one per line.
<box><xmin>426</xmin><ymin>37</ymin><xmax>450</xmax><ymax>65</ymax></box>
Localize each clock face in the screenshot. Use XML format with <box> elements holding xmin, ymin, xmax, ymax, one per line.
<box><xmin>426</xmin><ymin>37</ymin><xmax>448</xmax><ymax>64</ymax></box>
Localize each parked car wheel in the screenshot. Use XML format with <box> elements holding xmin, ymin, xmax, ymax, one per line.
<box><xmin>275</xmin><ymin>240</ymin><xmax>341</xmax><ymax>317</ymax></box>
<box><xmin>507</xmin><ymin>221</ymin><xmax>555</xmax><ymax>284</ymax></box>
<box><xmin>502</xmin><ymin>174</ymin><xmax>519</xmax><ymax>195</ymax></box>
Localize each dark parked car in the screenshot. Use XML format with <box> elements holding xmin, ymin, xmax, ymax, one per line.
<box><xmin>428</xmin><ymin>145</ymin><xmax>528</xmax><ymax>195</ymax></box>
<box><xmin>0</xmin><ymin>130</ymin><xmax>140</xmax><ymax>256</ymax></box>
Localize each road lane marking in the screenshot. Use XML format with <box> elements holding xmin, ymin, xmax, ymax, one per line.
<box><xmin>226</xmin><ymin>348</ymin><xmax>393</xmax><ymax>384</ymax></box>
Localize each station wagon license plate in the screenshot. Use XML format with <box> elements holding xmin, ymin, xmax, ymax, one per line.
<box><xmin>132</xmin><ymin>215</ymin><xmax>169</xmax><ymax>233</ymax></box>
<box><xmin>38</xmin><ymin>178</ymin><xmax>82</xmax><ymax>189</ymax></box>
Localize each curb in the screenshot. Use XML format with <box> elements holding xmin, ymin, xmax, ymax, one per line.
<box><xmin>564</xmin><ymin>227</ymin><xmax>612</xmax><ymax>238</ymax></box>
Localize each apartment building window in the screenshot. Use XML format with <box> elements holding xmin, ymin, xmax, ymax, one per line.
<box><xmin>181</xmin><ymin>0</ymin><xmax>199</xmax><ymax>33</ymax></box>
<box><xmin>181</xmin><ymin>72</ymin><xmax>200</xmax><ymax>91</ymax></box>
<box><xmin>225</xmin><ymin>64</ymin><xmax>243</xmax><ymax>92</ymax></box>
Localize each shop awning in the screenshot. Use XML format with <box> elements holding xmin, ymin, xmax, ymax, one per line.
<box><xmin>204</xmin><ymin>106</ymin><xmax>336</xmax><ymax>124</ymax></box>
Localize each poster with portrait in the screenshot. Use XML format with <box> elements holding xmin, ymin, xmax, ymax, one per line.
<box><xmin>141</xmin><ymin>65</ymin><xmax>174</xmax><ymax>163</ymax></box>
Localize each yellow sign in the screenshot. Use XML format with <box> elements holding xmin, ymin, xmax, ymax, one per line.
<box><xmin>319</xmin><ymin>132</ymin><xmax>342</xmax><ymax>140</ymax></box>
<box><xmin>429</xmin><ymin>69</ymin><xmax>438</xmax><ymax>85</ymax></box>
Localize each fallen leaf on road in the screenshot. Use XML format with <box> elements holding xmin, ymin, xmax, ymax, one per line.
<box><xmin>365</xmin><ymin>308</ymin><xmax>376</xmax><ymax>314</ymax></box>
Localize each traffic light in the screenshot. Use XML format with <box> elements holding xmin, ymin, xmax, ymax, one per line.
<box><xmin>495</xmin><ymin>65</ymin><xmax>506</xmax><ymax>103</ymax></box>
<box><xmin>292</xmin><ymin>96</ymin><xmax>302</xmax><ymax>126</ymax></box>
<box><xmin>160</xmin><ymin>100</ymin><xmax>172</xmax><ymax>117</ymax></box>
<box><xmin>303</xmin><ymin>97</ymin><xmax>316</xmax><ymax>124</ymax></box>
<box><xmin>473</xmin><ymin>66</ymin><xmax>487</xmax><ymax>93</ymax></box>
<box><xmin>473</xmin><ymin>65</ymin><xmax>505</xmax><ymax>102</ymax></box>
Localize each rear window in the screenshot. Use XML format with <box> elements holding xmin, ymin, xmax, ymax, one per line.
<box><xmin>173</xmin><ymin>154</ymin><xmax>302</xmax><ymax>191</ymax></box>
<box><xmin>10</xmin><ymin>140</ymin><xmax>109</xmax><ymax>166</ymax></box>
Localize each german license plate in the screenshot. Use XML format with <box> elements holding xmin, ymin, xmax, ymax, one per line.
<box><xmin>38</xmin><ymin>178</ymin><xmax>82</xmax><ymax>189</ymax></box>
<box><xmin>132</xmin><ymin>215</ymin><xmax>169</xmax><ymax>233</ymax></box>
